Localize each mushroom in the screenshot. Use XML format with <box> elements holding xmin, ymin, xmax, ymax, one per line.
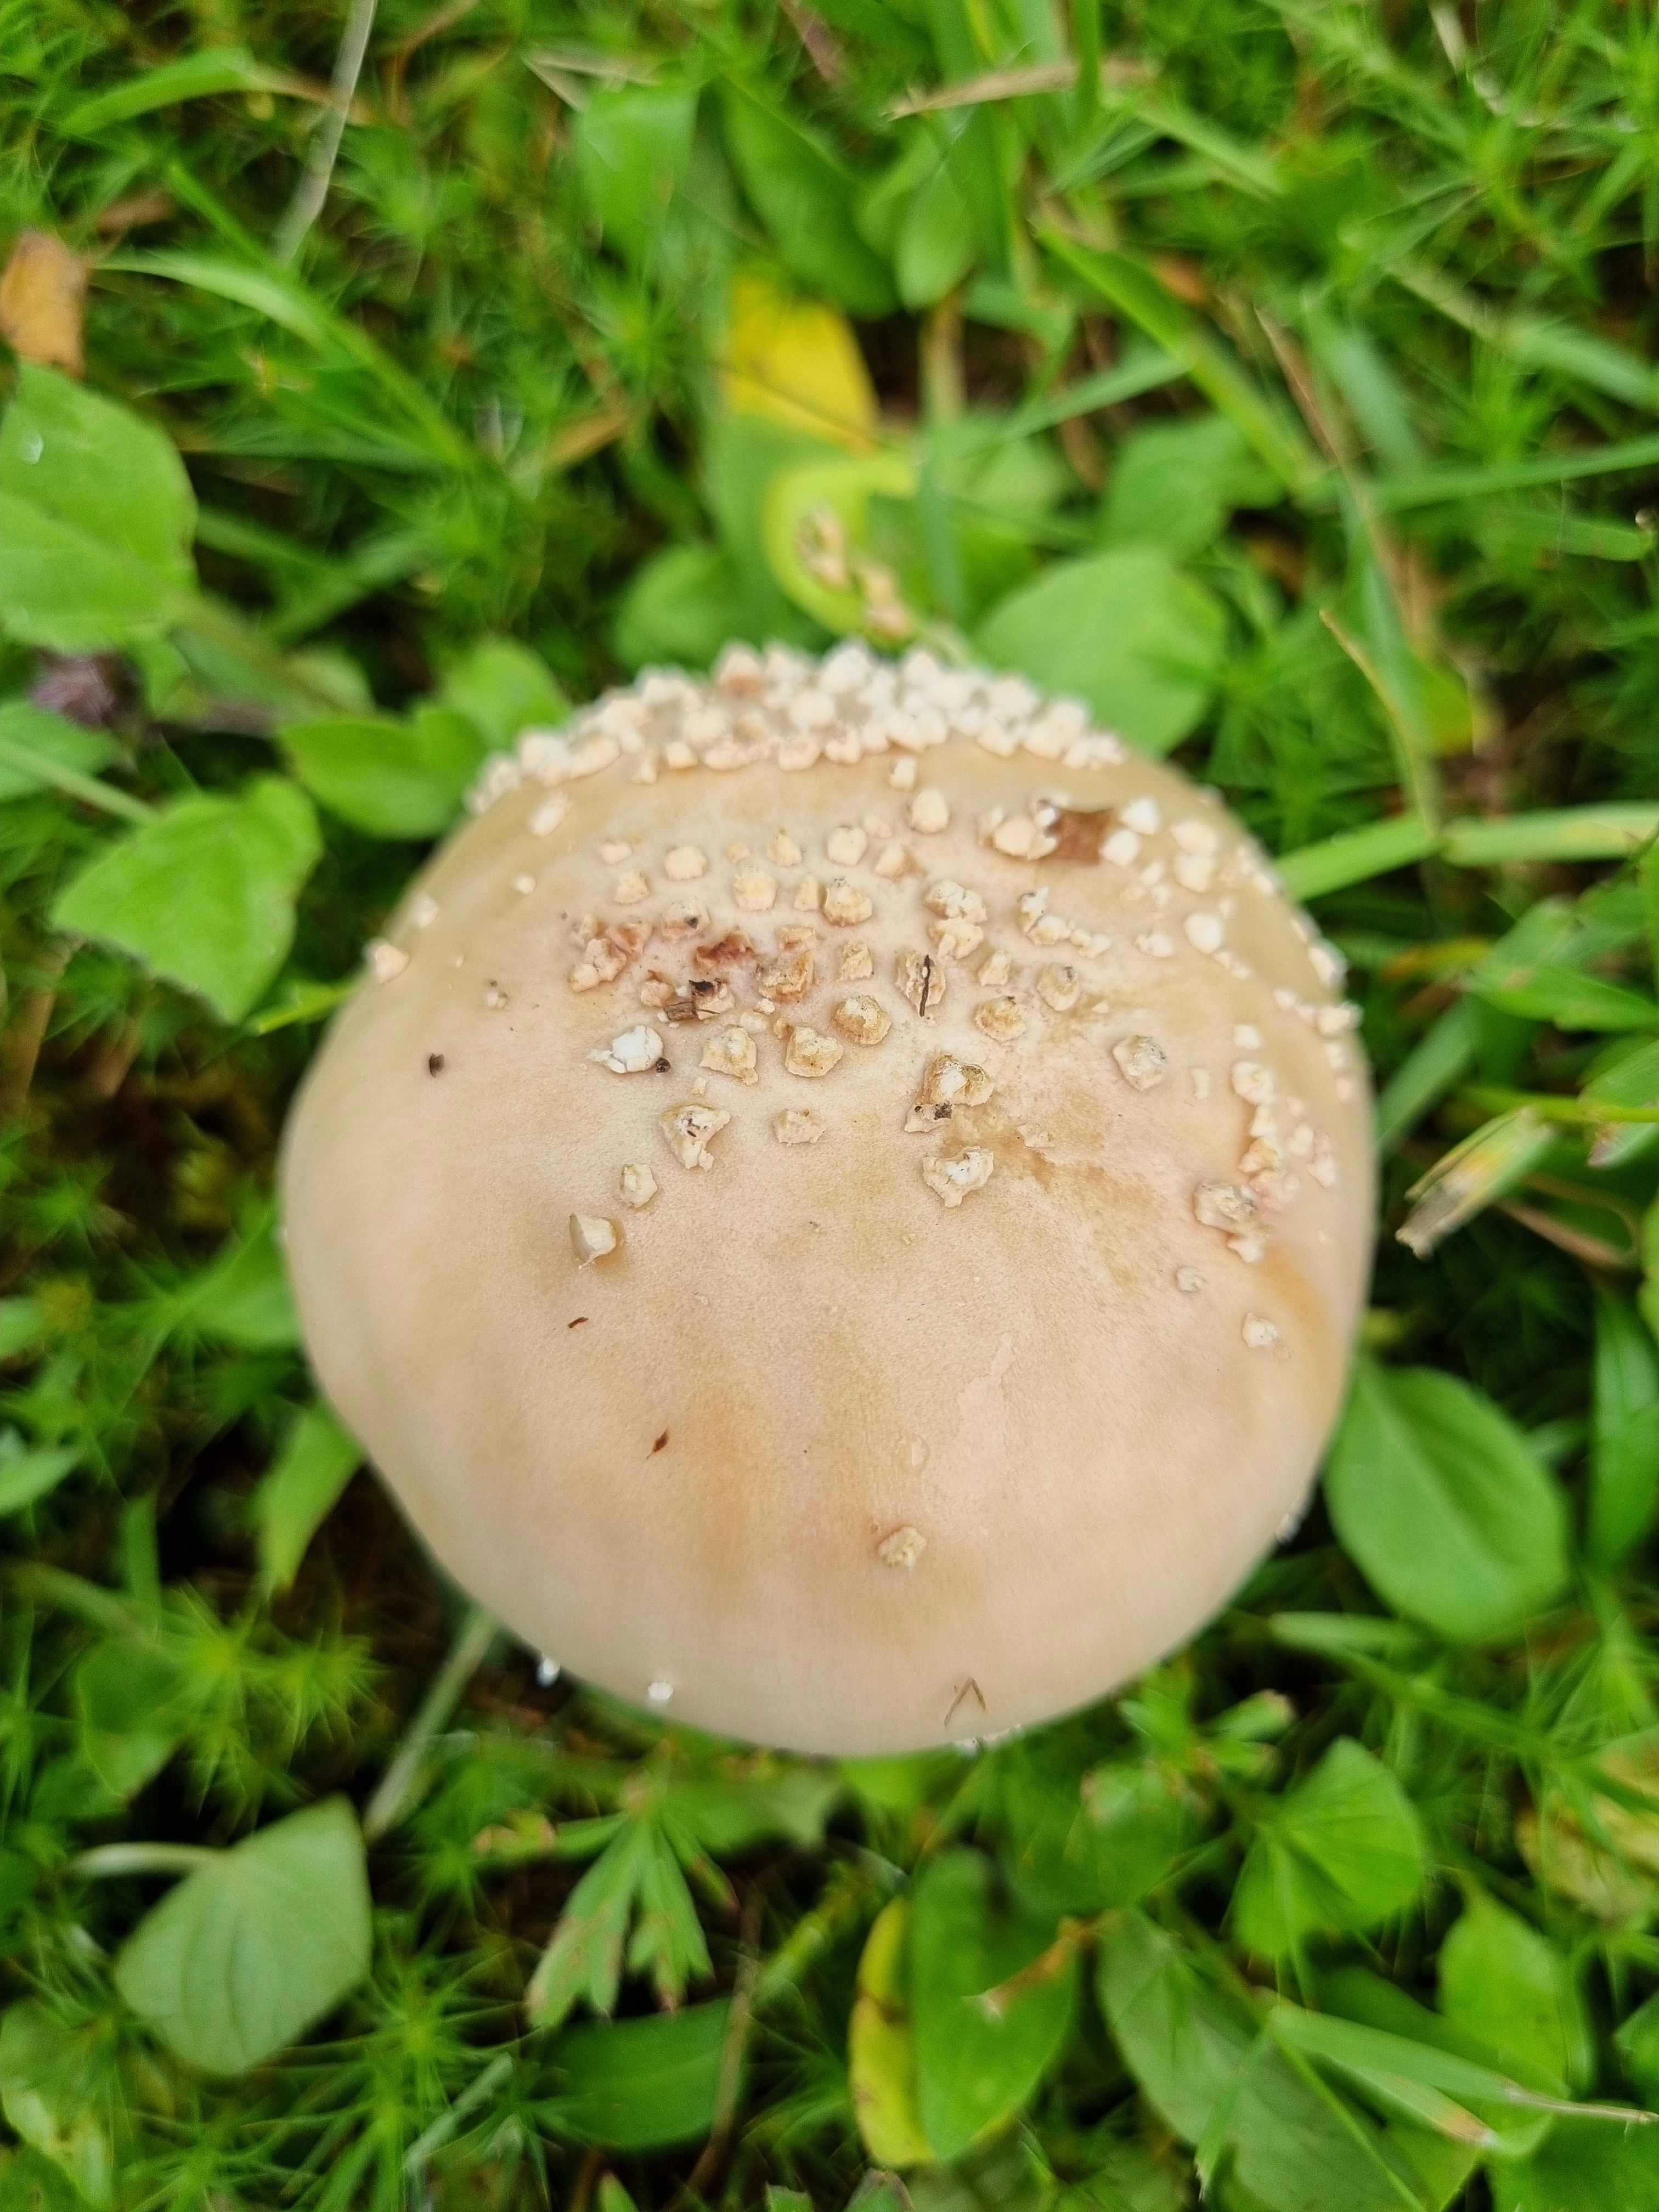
<box><xmin>280</xmin><ymin>641</ymin><xmax>1373</xmax><ymax>1754</ymax></box>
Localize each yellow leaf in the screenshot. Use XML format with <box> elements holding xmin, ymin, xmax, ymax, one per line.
<box><xmin>0</xmin><ymin>230</ymin><xmax>87</xmax><ymax>376</ymax></box>
<box><xmin>848</xmin><ymin>1898</ymin><xmax>935</xmax><ymax>2166</ymax></box>
<box><xmin>720</xmin><ymin>271</ymin><xmax>877</xmax><ymax>452</ymax></box>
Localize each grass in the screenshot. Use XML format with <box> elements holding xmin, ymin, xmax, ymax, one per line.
<box><xmin>7</xmin><ymin>0</ymin><xmax>1659</xmax><ymax>2205</ymax></box>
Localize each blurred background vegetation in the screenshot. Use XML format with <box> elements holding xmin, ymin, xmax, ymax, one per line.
<box><xmin>8</xmin><ymin>1</ymin><xmax>1659</xmax><ymax>2205</ymax></box>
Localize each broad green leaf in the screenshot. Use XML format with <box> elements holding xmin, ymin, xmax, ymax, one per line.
<box><xmin>1614</xmin><ymin>1987</ymin><xmax>1659</xmax><ymax>2098</ymax></box>
<box><xmin>721</xmin><ymin>87</ymin><xmax>896</xmax><ymax>317</ymax></box>
<box><xmin>1232</xmin><ymin>1739</ymin><xmax>1426</xmax><ymax>1956</ymax></box>
<box><xmin>1503</xmin><ymin>2117</ymin><xmax>1659</xmax><ymax>2211</ymax></box>
<box><xmin>545</xmin><ymin>2000</ymin><xmax>730</xmax><ymax>2149</ymax></box>
<box><xmin>1096</xmin><ymin>1911</ymin><xmax>1254</xmax><ymax>2145</ymax></box>
<box><xmin>1467</xmin><ymin>899</ymin><xmax>1659</xmax><ymax>1031</ymax></box>
<box><xmin>0</xmin><ymin>364</ymin><xmax>196</xmax><ymax>651</ymax></box>
<box><xmin>895</xmin><ymin>154</ymin><xmax>979</xmax><ymax>309</ymax></box>
<box><xmin>0</xmin><ymin>1299</ymin><xmax>47</xmax><ymax>1359</ymax></box>
<box><xmin>665</xmin><ymin>1764</ymin><xmax>839</xmax><ymax>1853</ymax></box>
<box><xmin>1324</xmin><ymin>1361</ymin><xmax>1571</xmax><ymax>1643</ymax></box>
<box><xmin>438</xmin><ymin>637</ymin><xmax>568</xmax><ymax>751</ymax></box>
<box><xmin>1101</xmin><ymin>414</ymin><xmax>1280</xmax><ymax>557</ymax></box>
<box><xmin>911</xmin><ymin>1848</ymin><xmax>1076</xmax><ymax>2159</ymax></box>
<box><xmin>849</xmin><ymin>1899</ymin><xmax>934</xmax><ymax>2165</ymax></box>
<box><xmin>1588</xmin><ymin>1287</ymin><xmax>1659</xmax><ymax>1567</ymax></box>
<box><xmin>113</xmin><ymin>1798</ymin><xmax>371</xmax><ymax>2076</ymax></box>
<box><xmin>575</xmin><ymin>86</ymin><xmax>699</xmax><ymax>268</ymax></box>
<box><xmin>975</xmin><ymin>549</ymin><xmax>1228</xmax><ymax>754</ymax></box>
<box><xmin>0</xmin><ymin>2004</ymin><xmax>115</xmax><ymax>2209</ymax></box>
<box><xmin>1437</xmin><ymin>1892</ymin><xmax>1590</xmax><ymax>2095</ymax></box>
<box><xmin>0</xmin><ymin>700</ymin><xmax>119</xmax><ymax>800</ymax></box>
<box><xmin>1582</xmin><ymin>1035</ymin><xmax>1659</xmax><ymax>1169</ymax></box>
<box><xmin>614</xmin><ymin>545</ymin><xmax>760</xmax><ymax>671</ymax></box>
<box><xmin>1270</xmin><ymin>2000</ymin><xmax>1584</xmax><ymax>2157</ymax></box>
<box><xmin>1222</xmin><ymin>2034</ymin><xmax>1464</xmax><ymax>2212</ymax></box>
<box><xmin>182</xmin><ymin>1218</ymin><xmax>301</xmax><ymax>1349</ymax></box>
<box><xmin>1471</xmin><ymin>963</ymin><xmax>1659</xmax><ymax>1032</ymax></box>
<box><xmin>1001</xmin><ymin>1751</ymin><xmax>1194</xmax><ymax>1917</ymax></box>
<box><xmin>253</xmin><ymin>1404</ymin><xmax>362</xmax><ymax>1591</ymax></box>
<box><xmin>281</xmin><ymin>707</ymin><xmax>485</xmax><ymax>838</ymax></box>
<box><xmin>53</xmin><ymin>776</ymin><xmax>321</xmax><ymax>1023</ymax></box>
<box><xmin>0</xmin><ymin>1431</ymin><xmax>79</xmax><ymax>1516</ymax></box>
<box><xmin>77</xmin><ymin>1641</ymin><xmax>178</xmax><ymax>1801</ymax></box>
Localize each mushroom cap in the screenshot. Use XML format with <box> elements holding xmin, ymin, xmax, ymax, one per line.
<box><xmin>280</xmin><ymin>644</ymin><xmax>1373</xmax><ymax>1755</ymax></box>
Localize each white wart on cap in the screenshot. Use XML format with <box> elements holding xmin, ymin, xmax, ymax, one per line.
<box><xmin>280</xmin><ymin>642</ymin><xmax>1373</xmax><ymax>1755</ymax></box>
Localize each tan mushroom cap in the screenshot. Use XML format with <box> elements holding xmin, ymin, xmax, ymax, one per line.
<box><xmin>280</xmin><ymin>643</ymin><xmax>1374</xmax><ymax>1755</ymax></box>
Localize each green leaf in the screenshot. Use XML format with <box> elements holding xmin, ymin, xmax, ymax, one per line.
<box><xmin>895</xmin><ymin>152</ymin><xmax>979</xmax><ymax>309</ymax></box>
<box><xmin>0</xmin><ymin>364</ymin><xmax>196</xmax><ymax>651</ymax></box>
<box><xmin>52</xmin><ymin>776</ymin><xmax>322</xmax><ymax>1023</ymax></box>
<box><xmin>0</xmin><ymin>2004</ymin><xmax>115</xmax><ymax>2209</ymax></box>
<box><xmin>1096</xmin><ymin>1910</ymin><xmax>1254</xmax><ymax>2145</ymax></box>
<box><xmin>77</xmin><ymin>1641</ymin><xmax>179</xmax><ymax>1800</ymax></box>
<box><xmin>721</xmin><ymin>86</ymin><xmax>897</xmax><ymax>317</ymax></box>
<box><xmin>665</xmin><ymin>1764</ymin><xmax>840</xmax><ymax>1854</ymax></box>
<box><xmin>1101</xmin><ymin>414</ymin><xmax>1280</xmax><ymax>557</ymax></box>
<box><xmin>1232</xmin><ymin>1739</ymin><xmax>1427</xmax><ymax>1956</ymax></box>
<box><xmin>527</xmin><ymin>1824</ymin><xmax>650</xmax><ymax>2030</ymax></box>
<box><xmin>1471</xmin><ymin>964</ymin><xmax>1659</xmax><ymax>1033</ymax></box>
<box><xmin>63</xmin><ymin>47</ymin><xmax>308</xmax><ymax>133</ymax></box>
<box><xmin>113</xmin><ymin>1798</ymin><xmax>371</xmax><ymax>2076</ymax></box>
<box><xmin>975</xmin><ymin>549</ymin><xmax>1228</xmax><ymax>755</ymax></box>
<box><xmin>0</xmin><ymin>1299</ymin><xmax>47</xmax><ymax>1359</ymax></box>
<box><xmin>613</xmin><ymin>543</ymin><xmax>771</xmax><ymax>672</ymax></box>
<box><xmin>1039</xmin><ymin>232</ymin><xmax>1323</xmax><ymax>494</ymax></box>
<box><xmin>182</xmin><ymin>1218</ymin><xmax>301</xmax><ymax>1348</ymax></box>
<box><xmin>1324</xmin><ymin>1362</ymin><xmax>1573</xmax><ymax>1643</ymax></box>
<box><xmin>1588</xmin><ymin>1287</ymin><xmax>1659</xmax><ymax>1568</ymax></box>
<box><xmin>911</xmin><ymin>1848</ymin><xmax>1077</xmax><ymax>2160</ymax></box>
<box><xmin>526</xmin><ymin>1816</ymin><xmax>714</xmax><ymax>2030</ymax></box>
<box><xmin>0</xmin><ymin>701</ymin><xmax>119</xmax><ymax>802</ymax></box>
<box><xmin>1001</xmin><ymin>1750</ymin><xmax>1194</xmax><ymax>1917</ymax></box>
<box><xmin>849</xmin><ymin>1899</ymin><xmax>934</xmax><ymax>2165</ymax></box>
<box><xmin>623</xmin><ymin>1827</ymin><xmax>714</xmax><ymax>2011</ymax></box>
<box><xmin>545</xmin><ymin>2000</ymin><xmax>731</xmax><ymax>2149</ymax></box>
<box><xmin>437</xmin><ymin>637</ymin><xmax>568</xmax><ymax>751</ymax></box>
<box><xmin>1437</xmin><ymin>1891</ymin><xmax>1590</xmax><ymax>2096</ymax></box>
<box><xmin>575</xmin><ymin>86</ymin><xmax>699</xmax><ymax>268</ymax></box>
<box><xmin>0</xmin><ymin>1431</ymin><xmax>80</xmax><ymax>1516</ymax></box>
<box><xmin>253</xmin><ymin>1405</ymin><xmax>362</xmax><ymax>1591</ymax></box>
<box><xmin>281</xmin><ymin>708</ymin><xmax>485</xmax><ymax>838</ymax></box>
<box><xmin>1503</xmin><ymin>2123</ymin><xmax>1659</xmax><ymax>2212</ymax></box>
<box><xmin>1221</xmin><ymin>2034</ymin><xmax>1460</xmax><ymax>2212</ymax></box>
<box><xmin>762</xmin><ymin>447</ymin><xmax>920</xmax><ymax>634</ymax></box>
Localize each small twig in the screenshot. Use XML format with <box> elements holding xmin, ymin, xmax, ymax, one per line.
<box><xmin>782</xmin><ymin>0</ymin><xmax>843</xmax><ymax>83</ymax></box>
<box><xmin>890</xmin><ymin>59</ymin><xmax>1079</xmax><ymax>117</ymax></box>
<box><xmin>0</xmin><ymin>944</ymin><xmax>71</xmax><ymax>1125</ymax></box>
<box><xmin>675</xmin><ymin>1883</ymin><xmax>765</xmax><ymax>2205</ymax></box>
<box><xmin>363</xmin><ymin>1600</ymin><xmax>498</xmax><ymax>1842</ymax></box>
<box><xmin>1497</xmin><ymin>1199</ymin><xmax>1637</xmax><ymax>1273</ymax></box>
<box><xmin>71</xmin><ymin>1842</ymin><xmax>217</xmax><ymax>1880</ymax></box>
<box><xmin>273</xmin><ymin>0</ymin><xmax>381</xmax><ymax>264</ymax></box>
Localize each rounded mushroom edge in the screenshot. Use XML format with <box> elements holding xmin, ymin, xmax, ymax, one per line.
<box><xmin>279</xmin><ymin>641</ymin><xmax>1375</xmax><ymax>1756</ymax></box>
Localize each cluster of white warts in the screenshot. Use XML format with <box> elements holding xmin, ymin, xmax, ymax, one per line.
<box><xmin>369</xmin><ymin>644</ymin><xmax>1359</xmax><ymax>1663</ymax></box>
